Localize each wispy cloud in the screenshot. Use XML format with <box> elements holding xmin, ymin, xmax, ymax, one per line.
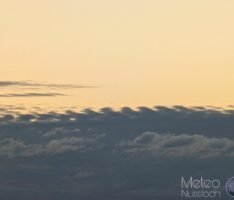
<box><xmin>0</xmin><ymin>81</ymin><xmax>97</xmax><ymax>89</ymax></box>
<box><xmin>0</xmin><ymin>93</ymin><xmax>65</xmax><ymax>97</ymax></box>
<box><xmin>0</xmin><ymin>80</ymin><xmax>97</xmax><ymax>98</ymax></box>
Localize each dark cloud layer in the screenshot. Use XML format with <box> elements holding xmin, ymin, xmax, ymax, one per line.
<box><xmin>0</xmin><ymin>106</ymin><xmax>234</xmax><ymax>200</ymax></box>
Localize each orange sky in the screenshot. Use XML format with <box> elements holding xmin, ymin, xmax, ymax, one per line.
<box><xmin>1</xmin><ymin>0</ymin><xmax>234</xmax><ymax>109</ymax></box>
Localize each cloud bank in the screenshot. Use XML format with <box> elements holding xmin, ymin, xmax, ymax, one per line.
<box><xmin>0</xmin><ymin>106</ymin><xmax>234</xmax><ymax>200</ymax></box>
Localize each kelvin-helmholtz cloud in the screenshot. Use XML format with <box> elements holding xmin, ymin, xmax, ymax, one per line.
<box><xmin>1</xmin><ymin>106</ymin><xmax>234</xmax><ymax>200</ymax></box>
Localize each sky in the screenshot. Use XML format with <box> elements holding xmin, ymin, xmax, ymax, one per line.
<box><xmin>1</xmin><ymin>0</ymin><xmax>234</xmax><ymax>109</ymax></box>
<box><xmin>1</xmin><ymin>1</ymin><xmax>234</xmax><ymax>200</ymax></box>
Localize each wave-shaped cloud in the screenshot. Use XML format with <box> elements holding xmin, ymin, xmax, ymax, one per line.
<box><xmin>1</xmin><ymin>106</ymin><xmax>234</xmax><ymax>138</ymax></box>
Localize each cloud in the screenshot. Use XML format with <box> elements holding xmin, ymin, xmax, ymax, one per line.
<box><xmin>0</xmin><ymin>81</ymin><xmax>98</xmax><ymax>98</ymax></box>
<box><xmin>0</xmin><ymin>93</ymin><xmax>65</xmax><ymax>97</ymax></box>
<box><xmin>0</xmin><ymin>136</ymin><xmax>93</xmax><ymax>158</ymax></box>
<box><xmin>117</xmin><ymin>132</ymin><xmax>234</xmax><ymax>158</ymax></box>
<box><xmin>0</xmin><ymin>81</ymin><xmax>97</xmax><ymax>89</ymax></box>
<box><xmin>0</xmin><ymin>80</ymin><xmax>98</xmax><ymax>99</ymax></box>
<box><xmin>1</xmin><ymin>106</ymin><xmax>234</xmax><ymax>200</ymax></box>
<box><xmin>1</xmin><ymin>105</ymin><xmax>234</xmax><ymax>138</ymax></box>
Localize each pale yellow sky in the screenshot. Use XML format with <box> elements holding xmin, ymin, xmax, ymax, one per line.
<box><xmin>1</xmin><ymin>0</ymin><xmax>234</xmax><ymax>109</ymax></box>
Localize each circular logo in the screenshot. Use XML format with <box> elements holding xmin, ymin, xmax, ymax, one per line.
<box><xmin>226</xmin><ymin>177</ymin><xmax>234</xmax><ymax>197</ymax></box>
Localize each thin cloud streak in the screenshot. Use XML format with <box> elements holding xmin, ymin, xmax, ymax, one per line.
<box><xmin>0</xmin><ymin>81</ymin><xmax>98</xmax><ymax>89</ymax></box>
<box><xmin>0</xmin><ymin>93</ymin><xmax>66</xmax><ymax>97</ymax></box>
